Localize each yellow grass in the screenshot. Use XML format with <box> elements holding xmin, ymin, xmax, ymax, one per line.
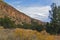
<box><xmin>14</xmin><ymin>28</ymin><xmax>55</xmax><ymax>40</ymax></box>
<box><xmin>0</xmin><ymin>28</ymin><xmax>59</xmax><ymax>40</ymax></box>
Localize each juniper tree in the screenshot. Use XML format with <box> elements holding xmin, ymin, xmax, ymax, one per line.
<box><xmin>46</xmin><ymin>3</ymin><xmax>60</xmax><ymax>34</ymax></box>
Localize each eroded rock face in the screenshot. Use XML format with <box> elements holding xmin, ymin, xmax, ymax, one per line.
<box><xmin>0</xmin><ymin>1</ymin><xmax>44</xmax><ymax>25</ymax></box>
<box><xmin>0</xmin><ymin>1</ymin><xmax>32</xmax><ymax>24</ymax></box>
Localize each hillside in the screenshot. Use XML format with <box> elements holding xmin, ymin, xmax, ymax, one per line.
<box><xmin>0</xmin><ymin>1</ymin><xmax>44</xmax><ymax>25</ymax></box>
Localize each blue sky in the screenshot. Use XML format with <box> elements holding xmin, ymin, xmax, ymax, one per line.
<box><xmin>4</xmin><ymin>0</ymin><xmax>53</xmax><ymax>7</ymax></box>
<box><xmin>4</xmin><ymin>0</ymin><xmax>60</xmax><ymax>22</ymax></box>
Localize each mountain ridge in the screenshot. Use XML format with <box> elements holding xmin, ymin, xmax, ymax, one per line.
<box><xmin>0</xmin><ymin>1</ymin><xmax>44</xmax><ymax>25</ymax></box>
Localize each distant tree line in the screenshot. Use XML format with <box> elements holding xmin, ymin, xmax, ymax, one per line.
<box><xmin>16</xmin><ymin>20</ymin><xmax>44</xmax><ymax>32</ymax></box>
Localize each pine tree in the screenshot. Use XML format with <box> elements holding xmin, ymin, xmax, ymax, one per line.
<box><xmin>46</xmin><ymin>3</ymin><xmax>60</xmax><ymax>34</ymax></box>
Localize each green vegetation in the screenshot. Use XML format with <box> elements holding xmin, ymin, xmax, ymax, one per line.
<box><xmin>0</xmin><ymin>16</ymin><xmax>44</xmax><ymax>32</ymax></box>
<box><xmin>0</xmin><ymin>16</ymin><xmax>16</xmax><ymax>28</ymax></box>
<box><xmin>46</xmin><ymin>3</ymin><xmax>60</xmax><ymax>35</ymax></box>
<box><xmin>31</xmin><ymin>20</ymin><xmax>44</xmax><ymax>32</ymax></box>
<box><xmin>16</xmin><ymin>21</ymin><xmax>44</xmax><ymax>32</ymax></box>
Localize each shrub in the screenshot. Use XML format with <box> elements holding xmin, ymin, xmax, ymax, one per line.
<box><xmin>16</xmin><ymin>21</ymin><xmax>44</xmax><ymax>32</ymax></box>
<box><xmin>31</xmin><ymin>21</ymin><xmax>44</xmax><ymax>32</ymax></box>
<box><xmin>0</xmin><ymin>16</ymin><xmax>16</xmax><ymax>28</ymax></box>
<box><xmin>46</xmin><ymin>22</ymin><xmax>60</xmax><ymax>35</ymax></box>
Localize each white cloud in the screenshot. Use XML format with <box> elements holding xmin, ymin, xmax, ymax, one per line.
<box><xmin>16</xmin><ymin>6</ymin><xmax>51</xmax><ymax>22</ymax></box>
<box><xmin>4</xmin><ymin>0</ymin><xmax>52</xmax><ymax>22</ymax></box>
<box><xmin>4</xmin><ymin>0</ymin><xmax>60</xmax><ymax>22</ymax></box>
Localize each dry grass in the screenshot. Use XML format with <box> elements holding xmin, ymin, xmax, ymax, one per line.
<box><xmin>14</xmin><ymin>28</ymin><xmax>55</xmax><ymax>40</ymax></box>
<box><xmin>0</xmin><ymin>28</ymin><xmax>59</xmax><ymax>40</ymax></box>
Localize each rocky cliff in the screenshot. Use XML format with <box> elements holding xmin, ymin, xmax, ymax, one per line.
<box><xmin>0</xmin><ymin>1</ymin><xmax>44</xmax><ymax>25</ymax></box>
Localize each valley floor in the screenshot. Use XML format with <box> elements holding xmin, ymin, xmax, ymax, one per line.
<box><xmin>0</xmin><ymin>28</ymin><xmax>60</xmax><ymax>40</ymax></box>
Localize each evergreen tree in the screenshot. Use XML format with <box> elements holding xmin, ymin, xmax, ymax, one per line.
<box><xmin>46</xmin><ymin>3</ymin><xmax>60</xmax><ymax>34</ymax></box>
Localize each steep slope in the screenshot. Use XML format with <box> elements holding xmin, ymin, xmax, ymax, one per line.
<box><xmin>0</xmin><ymin>1</ymin><xmax>44</xmax><ymax>25</ymax></box>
